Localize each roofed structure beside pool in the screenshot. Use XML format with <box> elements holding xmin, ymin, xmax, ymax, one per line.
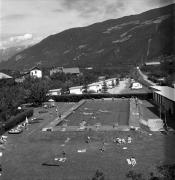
<box><xmin>0</xmin><ymin>72</ymin><xmax>13</xmax><ymax>79</ymax></box>
<box><xmin>150</xmin><ymin>86</ymin><xmax>175</xmax><ymax>117</ymax></box>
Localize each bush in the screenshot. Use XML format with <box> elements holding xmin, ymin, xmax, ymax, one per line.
<box><xmin>157</xmin><ymin>164</ymin><xmax>175</xmax><ymax>180</ymax></box>
<box><xmin>126</xmin><ymin>170</ymin><xmax>145</xmax><ymax>180</ymax></box>
<box><xmin>51</xmin><ymin>93</ymin><xmax>153</xmax><ymax>102</ymax></box>
<box><xmin>3</xmin><ymin>109</ymin><xmax>33</xmax><ymax>132</ymax></box>
<box><xmin>92</xmin><ymin>169</ymin><xmax>105</xmax><ymax>180</ymax></box>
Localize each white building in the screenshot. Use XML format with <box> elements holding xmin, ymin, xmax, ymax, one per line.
<box><xmin>47</xmin><ymin>89</ymin><xmax>61</xmax><ymax>96</ymax></box>
<box><xmin>30</xmin><ymin>67</ymin><xmax>42</xmax><ymax>78</ymax></box>
<box><xmin>87</xmin><ymin>82</ymin><xmax>102</xmax><ymax>93</ymax></box>
<box><xmin>69</xmin><ymin>86</ymin><xmax>83</xmax><ymax>95</ymax></box>
<box><xmin>151</xmin><ymin>86</ymin><xmax>175</xmax><ymax>116</ymax></box>
<box><xmin>145</xmin><ymin>61</ymin><xmax>161</xmax><ymax>66</ymax></box>
<box><xmin>105</xmin><ymin>78</ymin><xmax>117</xmax><ymax>88</ymax></box>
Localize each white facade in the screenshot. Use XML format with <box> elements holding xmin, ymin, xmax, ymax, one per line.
<box><xmin>47</xmin><ymin>89</ymin><xmax>61</xmax><ymax>96</ymax></box>
<box><xmin>69</xmin><ymin>86</ymin><xmax>83</xmax><ymax>95</ymax></box>
<box><xmin>88</xmin><ymin>82</ymin><xmax>102</xmax><ymax>93</ymax></box>
<box><xmin>145</xmin><ymin>62</ymin><xmax>160</xmax><ymax>66</ymax></box>
<box><xmin>30</xmin><ymin>69</ymin><xmax>42</xmax><ymax>78</ymax></box>
<box><xmin>151</xmin><ymin>86</ymin><xmax>175</xmax><ymax>116</ymax></box>
<box><xmin>105</xmin><ymin>78</ymin><xmax>117</xmax><ymax>88</ymax></box>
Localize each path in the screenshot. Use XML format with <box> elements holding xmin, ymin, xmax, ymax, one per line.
<box><xmin>129</xmin><ymin>98</ymin><xmax>140</xmax><ymax>128</ymax></box>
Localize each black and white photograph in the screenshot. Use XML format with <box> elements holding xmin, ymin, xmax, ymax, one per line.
<box><xmin>0</xmin><ymin>0</ymin><xmax>175</xmax><ymax>179</ymax></box>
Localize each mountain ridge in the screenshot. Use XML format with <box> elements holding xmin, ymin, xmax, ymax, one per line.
<box><xmin>0</xmin><ymin>3</ymin><xmax>174</xmax><ymax>71</ymax></box>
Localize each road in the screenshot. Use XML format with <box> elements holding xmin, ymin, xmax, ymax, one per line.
<box><xmin>137</xmin><ymin>67</ymin><xmax>157</xmax><ymax>86</ymax></box>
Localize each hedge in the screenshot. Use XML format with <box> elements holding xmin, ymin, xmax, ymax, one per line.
<box><xmin>1</xmin><ymin>108</ymin><xmax>33</xmax><ymax>133</ymax></box>
<box><xmin>51</xmin><ymin>93</ymin><xmax>153</xmax><ymax>102</ymax></box>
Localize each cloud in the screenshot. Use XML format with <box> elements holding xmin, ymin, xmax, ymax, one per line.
<box><xmin>1</xmin><ymin>14</ymin><xmax>28</xmax><ymax>21</ymax></box>
<box><xmin>60</xmin><ymin>0</ymin><xmax>102</xmax><ymax>15</ymax></box>
<box><xmin>52</xmin><ymin>8</ymin><xmax>64</xmax><ymax>13</ymax></box>
<box><xmin>9</xmin><ymin>34</ymin><xmax>33</xmax><ymax>42</ymax></box>
<box><xmin>59</xmin><ymin>0</ymin><xmax>175</xmax><ymax>19</ymax></box>
<box><xmin>0</xmin><ymin>34</ymin><xmax>43</xmax><ymax>49</ymax></box>
<box><xmin>1</xmin><ymin>0</ymin><xmax>174</xmax><ymax>49</ymax></box>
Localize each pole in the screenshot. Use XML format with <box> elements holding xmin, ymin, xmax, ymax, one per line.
<box><xmin>164</xmin><ymin>110</ymin><xmax>168</xmax><ymax>131</ymax></box>
<box><xmin>159</xmin><ymin>105</ymin><xmax>161</xmax><ymax>120</ymax></box>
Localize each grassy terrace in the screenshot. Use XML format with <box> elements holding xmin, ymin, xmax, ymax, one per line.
<box><xmin>1</xmin><ymin>100</ymin><xmax>175</xmax><ymax>180</ymax></box>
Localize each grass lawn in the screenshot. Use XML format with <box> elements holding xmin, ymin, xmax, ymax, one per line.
<box><xmin>1</xmin><ymin>101</ymin><xmax>175</xmax><ymax>180</ymax></box>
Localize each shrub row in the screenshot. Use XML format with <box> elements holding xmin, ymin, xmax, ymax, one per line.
<box><xmin>51</xmin><ymin>93</ymin><xmax>153</xmax><ymax>102</ymax></box>
<box><xmin>1</xmin><ymin>109</ymin><xmax>33</xmax><ymax>134</ymax></box>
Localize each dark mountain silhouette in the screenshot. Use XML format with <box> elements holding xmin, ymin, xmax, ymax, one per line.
<box><xmin>0</xmin><ymin>4</ymin><xmax>174</xmax><ymax>71</ymax></box>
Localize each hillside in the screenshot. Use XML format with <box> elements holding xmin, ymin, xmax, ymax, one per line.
<box><xmin>0</xmin><ymin>46</ymin><xmax>27</xmax><ymax>62</ymax></box>
<box><xmin>0</xmin><ymin>4</ymin><xmax>174</xmax><ymax>71</ymax></box>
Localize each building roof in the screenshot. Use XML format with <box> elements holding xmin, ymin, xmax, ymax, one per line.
<box><xmin>30</xmin><ymin>66</ymin><xmax>41</xmax><ymax>71</ymax></box>
<box><xmin>151</xmin><ymin>86</ymin><xmax>175</xmax><ymax>102</ymax></box>
<box><xmin>145</xmin><ymin>62</ymin><xmax>161</xmax><ymax>65</ymax></box>
<box><xmin>63</xmin><ymin>67</ymin><xmax>80</xmax><ymax>74</ymax></box>
<box><xmin>0</xmin><ymin>72</ymin><xmax>13</xmax><ymax>79</ymax></box>
<box><xmin>89</xmin><ymin>81</ymin><xmax>103</xmax><ymax>86</ymax></box>
<box><xmin>50</xmin><ymin>67</ymin><xmax>63</xmax><ymax>71</ymax></box>
<box><xmin>69</xmin><ymin>86</ymin><xmax>83</xmax><ymax>90</ymax></box>
<box><xmin>49</xmin><ymin>89</ymin><xmax>61</xmax><ymax>92</ymax></box>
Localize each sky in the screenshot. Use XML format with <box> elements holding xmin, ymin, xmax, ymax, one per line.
<box><xmin>0</xmin><ymin>0</ymin><xmax>174</xmax><ymax>48</ymax></box>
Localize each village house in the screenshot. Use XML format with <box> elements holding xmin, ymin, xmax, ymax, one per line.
<box><xmin>50</xmin><ymin>67</ymin><xmax>63</xmax><ymax>76</ymax></box>
<box><xmin>30</xmin><ymin>67</ymin><xmax>42</xmax><ymax>78</ymax></box>
<box><xmin>50</xmin><ymin>67</ymin><xmax>80</xmax><ymax>76</ymax></box>
<box><xmin>62</xmin><ymin>67</ymin><xmax>80</xmax><ymax>75</ymax></box>
<box><xmin>15</xmin><ymin>72</ymin><xmax>29</xmax><ymax>83</ymax></box>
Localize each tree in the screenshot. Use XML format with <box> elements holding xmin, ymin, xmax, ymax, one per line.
<box><xmin>126</xmin><ymin>170</ymin><xmax>145</xmax><ymax>180</ymax></box>
<box><xmin>82</xmin><ymin>80</ymin><xmax>88</xmax><ymax>94</ymax></box>
<box><xmin>101</xmin><ymin>81</ymin><xmax>108</xmax><ymax>93</ymax></box>
<box><xmin>61</xmin><ymin>84</ymin><xmax>70</xmax><ymax>95</ymax></box>
<box><xmin>28</xmin><ymin>80</ymin><xmax>49</xmax><ymax>105</ymax></box>
<box><xmin>111</xmin><ymin>80</ymin><xmax>115</xmax><ymax>88</ymax></box>
<box><xmin>0</xmin><ymin>85</ymin><xmax>27</xmax><ymax>122</ymax></box>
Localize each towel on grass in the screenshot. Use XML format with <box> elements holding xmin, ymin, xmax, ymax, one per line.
<box><xmin>77</xmin><ymin>149</ymin><xmax>86</xmax><ymax>153</ymax></box>
<box><xmin>127</xmin><ymin>158</ymin><xmax>136</xmax><ymax>166</ymax></box>
<box><xmin>127</xmin><ymin>159</ymin><xmax>131</xmax><ymax>165</ymax></box>
<box><xmin>42</xmin><ymin>157</ymin><xmax>66</xmax><ymax>166</ymax></box>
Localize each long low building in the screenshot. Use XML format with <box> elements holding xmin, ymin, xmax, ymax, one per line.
<box><xmin>69</xmin><ymin>86</ymin><xmax>83</xmax><ymax>95</ymax></box>
<box><xmin>47</xmin><ymin>89</ymin><xmax>61</xmax><ymax>96</ymax></box>
<box><xmin>151</xmin><ymin>86</ymin><xmax>175</xmax><ymax>117</ymax></box>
